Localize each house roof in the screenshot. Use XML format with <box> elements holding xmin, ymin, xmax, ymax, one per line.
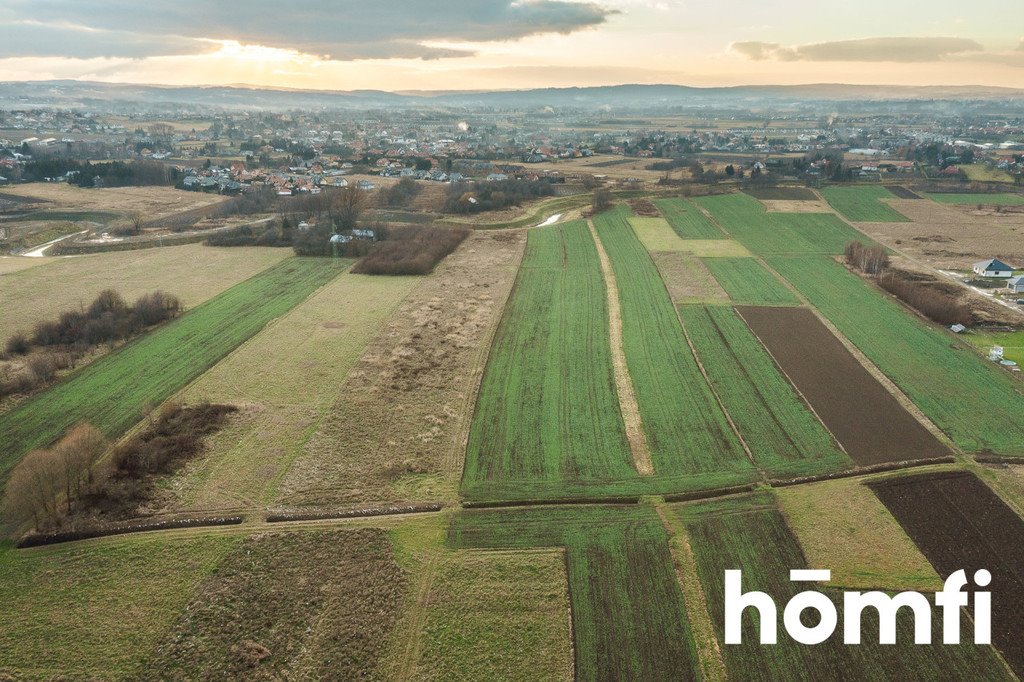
<box><xmin>1009</xmin><ymin>275</ymin><xmax>1024</xmax><ymax>285</ymax></box>
<box><xmin>975</xmin><ymin>258</ymin><xmax>1013</xmax><ymax>271</ymax></box>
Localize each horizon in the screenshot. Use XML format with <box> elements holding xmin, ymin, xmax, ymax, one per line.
<box><xmin>1</xmin><ymin>1</ymin><xmax>1023</xmax><ymax>90</ymax></box>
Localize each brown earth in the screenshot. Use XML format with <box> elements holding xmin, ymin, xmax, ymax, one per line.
<box><xmin>142</xmin><ymin>529</ymin><xmax>407</xmax><ymax>680</ymax></box>
<box><xmin>887</xmin><ymin>186</ymin><xmax>922</xmax><ymax>199</ymax></box>
<box><xmin>870</xmin><ymin>471</ymin><xmax>1024</xmax><ymax>676</ymax></box>
<box><xmin>277</xmin><ymin>230</ymin><xmax>526</xmax><ymax>508</ymax></box>
<box><xmin>737</xmin><ymin>306</ymin><xmax>951</xmax><ymax>465</ymax></box>
<box><xmin>858</xmin><ymin>199</ymin><xmax>1024</xmax><ymax>269</ymax></box>
<box><xmin>762</xmin><ymin>200</ymin><xmax>832</xmax><ymax>213</ymax></box>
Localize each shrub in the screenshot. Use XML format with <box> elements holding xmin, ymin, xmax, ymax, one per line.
<box><xmin>352</xmin><ymin>226</ymin><xmax>470</xmax><ymax>275</ymax></box>
<box><xmin>379</xmin><ymin>177</ymin><xmax>422</xmax><ymax>207</ymax></box>
<box><xmin>844</xmin><ymin>241</ymin><xmax>890</xmax><ymax>275</ymax></box>
<box><xmin>877</xmin><ymin>271</ymin><xmax>973</xmax><ymax>326</ymax></box>
<box><xmin>5</xmin><ymin>332</ymin><xmax>29</xmax><ymax>356</ymax></box>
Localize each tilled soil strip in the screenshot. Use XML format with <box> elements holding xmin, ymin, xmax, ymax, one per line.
<box><xmin>737</xmin><ymin>305</ymin><xmax>951</xmax><ymax>466</ymax></box>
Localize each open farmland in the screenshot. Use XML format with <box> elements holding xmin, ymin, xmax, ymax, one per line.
<box><xmin>0</xmin><ymin>534</ymin><xmax>238</xmax><ymax>679</ymax></box>
<box><xmin>679</xmin><ymin>305</ymin><xmax>851</xmax><ymax>478</ymax></box>
<box><xmin>821</xmin><ymin>186</ymin><xmax>909</xmax><ymax>222</ymax></box>
<box><xmin>926</xmin><ymin>192</ymin><xmax>1024</xmax><ymax>206</ymax></box>
<box><xmin>449</xmin><ymin>505</ymin><xmax>700</xmax><ymax>681</ymax></box>
<box><xmin>628</xmin><ymin>216</ymin><xmax>689</xmax><ymax>251</ymax></box>
<box><xmin>765</xmin><ymin>257</ymin><xmax>1024</xmax><ymax>455</ymax></box>
<box><xmin>738</xmin><ymin>305</ymin><xmax>951</xmax><ymax>464</ymax></box>
<box><xmin>653</xmin><ymin>198</ymin><xmax>724</xmax><ymax>239</ymax></box>
<box><xmin>280</xmin><ymin>232</ymin><xmax>525</xmax><ymax>509</ymax></box>
<box><xmin>870</xmin><ymin>471</ymin><xmax>1024</xmax><ymax>676</ymax></box>
<box><xmin>462</xmin><ymin>222</ymin><xmax>638</xmax><ymax>502</ymax></box>
<box><xmin>0</xmin><ymin>184</ymin><xmax>226</xmax><ymax>221</ymax></box>
<box><xmin>678</xmin><ymin>493</ymin><xmax>1011</xmax><ymax>680</ymax></box>
<box><xmin>0</xmin><ymin>258</ymin><xmax>344</xmax><ymax>477</ymax></box>
<box><xmin>164</xmin><ymin>272</ymin><xmax>419</xmax><ymax>512</ymax></box>
<box><xmin>0</xmin><ymin>244</ymin><xmax>289</xmax><ymax>338</ymax></box>
<box><xmin>743</xmin><ymin>186</ymin><xmax>818</xmax><ymax>201</ymax></box>
<box><xmin>700</xmin><ymin>257</ymin><xmax>800</xmax><ymax>306</ymax></box>
<box><xmin>594</xmin><ymin>206</ymin><xmax>757</xmax><ymax>490</ymax></box>
<box><xmin>413</xmin><ymin>550</ymin><xmax>572</xmax><ymax>681</ymax></box>
<box><xmin>776</xmin><ymin>477</ymin><xmax>942</xmax><ymax>591</ymax></box>
<box><xmin>695</xmin><ymin>193</ymin><xmax>875</xmax><ymax>255</ymax></box>
<box><xmin>0</xmin><ymin>256</ymin><xmax>46</xmax><ymax>275</ymax></box>
<box><xmin>650</xmin><ymin>252</ymin><xmax>729</xmax><ymax>305</ymax></box>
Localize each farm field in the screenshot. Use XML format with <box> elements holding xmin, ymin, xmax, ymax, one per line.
<box><xmin>593</xmin><ymin>206</ymin><xmax>756</xmax><ymax>490</ymax></box>
<box><xmin>653</xmin><ymin>198</ymin><xmax>724</xmax><ymax>238</ymax></box>
<box><xmin>738</xmin><ymin>305</ymin><xmax>950</xmax><ymax>464</ymax></box>
<box><xmin>279</xmin><ymin>232</ymin><xmax>526</xmax><ymax>508</ymax></box>
<box><xmin>678</xmin><ymin>493</ymin><xmax>1011</xmax><ymax>680</ymax></box>
<box><xmin>0</xmin><ymin>534</ymin><xmax>238</xmax><ymax>679</ymax></box>
<box><xmin>0</xmin><ymin>258</ymin><xmax>345</xmax><ymax>477</ymax></box>
<box><xmin>776</xmin><ymin>477</ymin><xmax>942</xmax><ymax>591</ymax></box>
<box><xmin>695</xmin><ymin>193</ymin><xmax>875</xmax><ymax>255</ymax></box>
<box><xmin>165</xmin><ymin>272</ymin><xmax>419</xmax><ymax>512</ymax></box>
<box><xmin>926</xmin><ymin>192</ymin><xmax>1024</xmax><ymax>205</ymax></box>
<box><xmin>413</xmin><ymin>550</ymin><xmax>572</xmax><ymax>681</ymax></box>
<box><xmin>628</xmin><ymin>215</ymin><xmax>688</xmax><ymax>251</ymax></box>
<box><xmin>964</xmin><ymin>329</ymin><xmax>1024</xmax><ymax>365</ymax></box>
<box><xmin>449</xmin><ymin>505</ymin><xmax>700</xmax><ymax>681</ymax></box>
<box><xmin>700</xmin><ymin>257</ymin><xmax>799</xmax><ymax>306</ymax></box>
<box><xmin>962</xmin><ymin>165</ymin><xmax>1016</xmax><ymax>183</ymax></box>
<box><xmin>870</xmin><ymin>471</ymin><xmax>1024</xmax><ymax>676</ymax></box>
<box><xmin>0</xmin><ymin>184</ymin><xmax>227</xmax><ymax>220</ymax></box>
<box><xmin>0</xmin><ymin>255</ymin><xmax>46</xmax><ymax>275</ymax></box>
<box><xmin>0</xmin><ymin>244</ymin><xmax>289</xmax><ymax>338</ymax></box>
<box><xmin>679</xmin><ymin>305</ymin><xmax>851</xmax><ymax>478</ymax></box>
<box><xmin>650</xmin><ymin>251</ymin><xmax>729</xmax><ymax>305</ymax></box>
<box><xmin>742</xmin><ymin>186</ymin><xmax>818</xmax><ymax>201</ymax></box>
<box><xmin>821</xmin><ymin>186</ymin><xmax>909</xmax><ymax>222</ymax></box>
<box><xmin>462</xmin><ymin>222</ymin><xmax>637</xmax><ymax>501</ymax></box>
<box><xmin>765</xmin><ymin>257</ymin><xmax>1024</xmax><ymax>455</ymax></box>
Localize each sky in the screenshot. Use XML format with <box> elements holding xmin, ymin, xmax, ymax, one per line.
<box><xmin>1</xmin><ymin>1</ymin><xmax>1023</xmax><ymax>91</ymax></box>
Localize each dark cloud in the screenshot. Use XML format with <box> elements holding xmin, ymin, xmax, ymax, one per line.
<box><xmin>0</xmin><ymin>1</ymin><xmax>616</xmax><ymax>60</ymax></box>
<box><xmin>732</xmin><ymin>37</ymin><xmax>984</xmax><ymax>63</ymax></box>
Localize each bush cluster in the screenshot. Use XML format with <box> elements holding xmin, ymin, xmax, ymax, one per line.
<box><xmin>877</xmin><ymin>271</ymin><xmax>973</xmax><ymax>326</ymax></box>
<box><xmin>352</xmin><ymin>226</ymin><xmax>470</xmax><ymax>275</ymax></box>
<box><xmin>443</xmin><ymin>179</ymin><xmax>556</xmax><ymax>214</ymax></box>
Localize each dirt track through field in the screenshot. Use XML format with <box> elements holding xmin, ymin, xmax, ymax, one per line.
<box><xmin>737</xmin><ymin>306</ymin><xmax>951</xmax><ymax>465</ymax></box>
<box><xmin>870</xmin><ymin>471</ymin><xmax>1024</xmax><ymax>676</ymax></box>
<box><xmin>589</xmin><ymin>219</ymin><xmax>654</xmax><ymax>476</ymax></box>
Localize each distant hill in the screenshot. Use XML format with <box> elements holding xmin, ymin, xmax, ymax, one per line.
<box><xmin>2</xmin><ymin>80</ymin><xmax>1023</xmax><ymax>111</ymax></box>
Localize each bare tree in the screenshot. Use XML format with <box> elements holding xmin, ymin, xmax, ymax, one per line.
<box><xmin>3</xmin><ymin>449</ymin><xmax>64</xmax><ymax>530</ymax></box>
<box><xmin>52</xmin><ymin>423</ymin><xmax>107</xmax><ymax>512</ymax></box>
<box><xmin>592</xmin><ymin>189</ymin><xmax>613</xmax><ymax>214</ymax></box>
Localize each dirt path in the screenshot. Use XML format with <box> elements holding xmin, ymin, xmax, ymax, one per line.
<box><xmin>588</xmin><ymin>219</ymin><xmax>654</xmax><ymax>476</ymax></box>
<box><xmin>23</xmin><ymin>230</ymin><xmax>89</xmax><ymax>257</ymax></box>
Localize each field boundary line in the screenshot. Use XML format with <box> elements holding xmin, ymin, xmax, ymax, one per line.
<box><xmin>588</xmin><ymin>218</ymin><xmax>654</xmax><ymax>476</ymax></box>
<box><xmin>654</xmin><ymin>503</ymin><xmax>727</xmax><ymax>682</ymax></box>
<box><xmin>393</xmin><ymin>551</ymin><xmax>442</xmax><ymax>681</ymax></box>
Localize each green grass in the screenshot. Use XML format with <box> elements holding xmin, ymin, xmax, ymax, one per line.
<box><xmin>695</xmin><ymin>192</ymin><xmax>875</xmax><ymax>255</ymax></box>
<box><xmin>0</xmin><ymin>534</ymin><xmax>237</xmax><ymax>680</ymax></box>
<box><xmin>926</xmin><ymin>192</ymin><xmax>1024</xmax><ymax>205</ymax></box>
<box><xmin>679</xmin><ymin>305</ymin><xmax>851</xmax><ymax>478</ymax></box>
<box><xmin>0</xmin><ymin>258</ymin><xmax>346</xmax><ymax>477</ymax></box>
<box><xmin>700</xmin><ymin>257</ymin><xmax>800</xmax><ymax>306</ymax></box>
<box><xmin>593</xmin><ymin>207</ymin><xmax>756</xmax><ymax>489</ymax></box>
<box><xmin>463</xmin><ymin>221</ymin><xmax>636</xmax><ymax>500</ymax></box>
<box><xmin>628</xmin><ymin>216</ymin><xmax>689</xmax><ymax>251</ymax></box>
<box><xmin>678</xmin><ymin>494</ymin><xmax>1011</xmax><ymax>680</ymax></box>
<box><xmin>767</xmin><ymin>256</ymin><xmax>1024</xmax><ymax>455</ymax></box>
<box><xmin>821</xmin><ymin>186</ymin><xmax>909</xmax><ymax>222</ymax></box>
<box><xmin>964</xmin><ymin>329</ymin><xmax>1024</xmax><ymax>365</ymax></box>
<box><xmin>653</xmin><ymin>198</ymin><xmax>724</xmax><ymax>239</ymax></box>
<box><xmin>449</xmin><ymin>505</ymin><xmax>700</xmax><ymax>681</ymax></box>
<box><xmin>962</xmin><ymin>165</ymin><xmax>1015</xmax><ymax>183</ymax></box>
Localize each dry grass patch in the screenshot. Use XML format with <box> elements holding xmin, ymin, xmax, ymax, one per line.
<box><xmin>0</xmin><ymin>244</ymin><xmax>289</xmax><ymax>338</ymax></box>
<box><xmin>0</xmin><ymin>256</ymin><xmax>46</xmax><ymax>275</ymax></box>
<box><xmin>163</xmin><ymin>271</ymin><xmax>419</xmax><ymax>512</ymax></box>
<box><xmin>679</xmin><ymin>239</ymin><xmax>752</xmax><ymax>258</ymax></box>
<box><xmin>776</xmin><ymin>479</ymin><xmax>942</xmax><ymax>592</ymax></box>
<box><xmin>762</xmin><ymin>200</ymin><xmax>832</xmax><ymax>213</ymax></box>
<box><xmin>629</xmin><ymin>216</ymin><xmax>688</xmax><ymax>251</ymax></box>
<box><xmin>144</xmin><ymin>529</ymin><xmax>406</xmax><ymax>681</ymax></box>
<box><xmin>651</xmin><ymin>252</ymin><xmax>729</xmax><ymax>305</ymax></box>
<box><xmin>279</xmin><ymin>231</ymin><xmax>526</xmax><ymax>509</ymax></box>
<box><xmin>0</xmin><ymin>184</ymin><xmax>226</xmax><ymax>221</ymax></box>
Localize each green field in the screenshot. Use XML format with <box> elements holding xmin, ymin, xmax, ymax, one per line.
<box><xmin>593</xmin><ymin>207</ymin><xmax>756</xmax><ymax>489</ymax></box>
<box><xmin>964</xmin><ymin>329</ymin><xmax>1024</xmax><ymax>365</ymax></box>
<box><xmin>0</xmin><ymin>534</ymin><xmax>237</xmax><ymax>679</ymax></box>
<box><xmin>653</xmin><ymin>198</ymin><xmax>724</xmax><ymax>239</ymax></box>
<box><xmin>695</xmin><ymin>193</ymin><xmax>875</xmax><ymax>255</ymax></box>
<box><xmin>767</xmin><ymin>256</ymin><xmax>1024</xmax><ymax>455</ymax></box>
<box><xmin>700</xmin><ymin>257</ymin><xmax>800</xmax><ymax>306</ymax></box>
<box><xmin>820</xmin><ymin>186</ymin><xmax>909</xmax><ymax>222</ymax></box>
<box><xmin>450</xmin><ymin>505</ymin><xmax>700</xmax><ymax>681</ymax></box>
<box><xmin>0</xmin><ymin>258</ymin><xmax>345</xmax><ymax>477</ymax></box>
<box><xmin>926</xmin><ymin>192</ymin><xmax>1024</xmax><ymax>205</ymax></box>
<box><xmin>678</xmin><ymin>493</ymin><xmax>1011</xmax><ymax>679</ymax></box>
<box><xmin>463</xmin><ymin>221</ymin><xmax>636</xmax><ymax>500</ymax></box>
<box><xmin>679</xmin><ymin>305</ymin><xmax>851</xmax><ymax>478</ymax></box>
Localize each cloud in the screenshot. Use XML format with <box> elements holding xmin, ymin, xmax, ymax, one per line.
<box><xmin>0</xmin><ymin>1</ymin><xmax>617</xmax><ymax>60</ymax></box>
<box><xmin>732</xmin><ymin>37</ymin><xmax>983</xmax><ymax>63</ymax></box>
